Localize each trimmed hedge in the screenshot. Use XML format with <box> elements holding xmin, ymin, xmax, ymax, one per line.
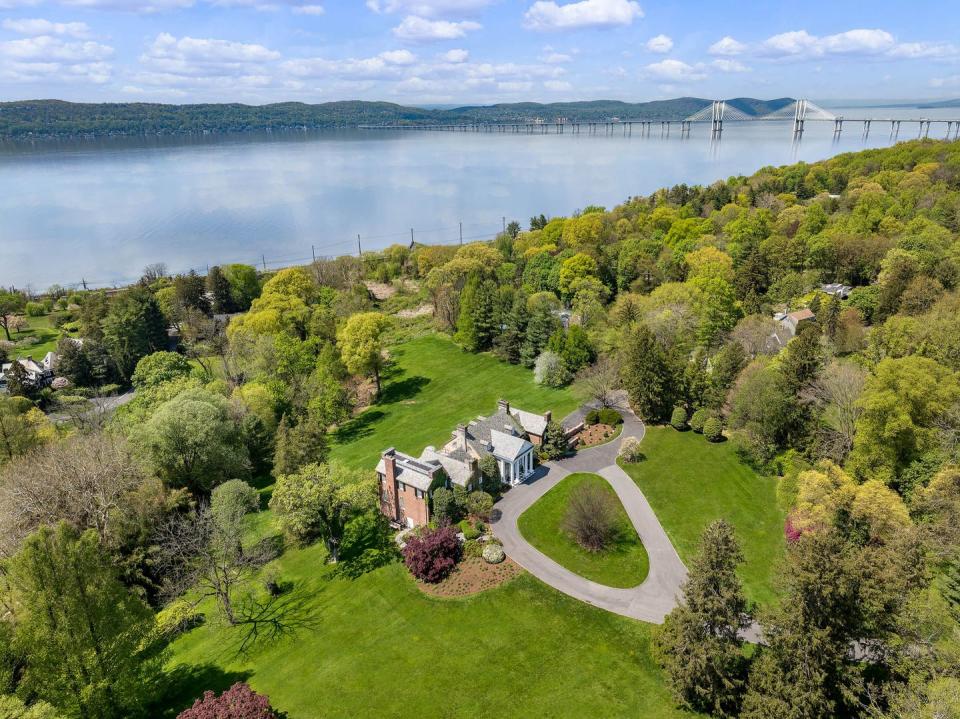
<box><xmin>703</xmin><ymin>417</ymin><xmax>724</xmax><ymax>442</ymax></box>
<box><xmin>670</xmin><ymin>406</ymin><xmax>687</xmax><ymax>430</ymax></box>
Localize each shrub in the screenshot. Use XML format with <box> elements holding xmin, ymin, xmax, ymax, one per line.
<box><xmin>177</xmin><ymin>682</ymin><xmax>279</xmax><ymax>719</ymax></box>
<box><xmin>585</xmin><ymin>409</ymin><xmax>601</xmax><ymax>425</ymax></box>
<box><xmin>402</xmin><ymin>525</ymin><xmax>462</xmax><ymax>583</ymax></box>
<box><xmin>210</xmin><ymin>479</ymin><xmax>259</xmax><ymax>531</ymax></box>
<box><xmin>618</xmin><ymin>436</ymin><xmax>645</xmax><ymax>463</ymax></box>
<box><xmin>459</xmin><ymin>519</ymin><xmax>480</xmax><ymax>541</ymax></box>
<box><xmin>132</xmin><ymin>351</ymin><xmax>192</xmax><ymax>390</ymax></box>
<box><xmin>431</xmin><ymin>486</ymin><xmax>456</xmax><ymax>524</ymax></box>
<box><xmin>25</xmin><ymin>301</ymin><xmax>45</xmax><ymax>317</ymax></box>
<box><xmin>533</xmin><ymin>351</ymin><xmax>572</xmax><ymax>388</ymax></box>
<box><xmin>99</xmin><ymin>383</ymin><xmax>121</xmax><ymax>396</ymax></box>
<box><xmin>463</xmin><ymin>539</ymin><xmax>484</xmax><ymax>558</ymax></box>
<box><xmin>703</xmin><ymin>417</ymin><xmax>724</xmax><ymax>442</ymax></box>
<box><xmin>670</xmin><ymin>406</ymin><xmax>688</xmax><ymax>430</ymax></box>
<box><xmin>155</xmin><ymin>599</ymin><xmax>204</xmax><ymax>640</ymax></box>
<box><xmin>562</xmin><ymin>483</ymin><xmax>619</xmax><ymax>552</ymax></box>
<box><xmin>689</xmin><ymin>408</ymin><xmax>709</xmax><ymax>433</ymax></box>
<box><xmin>597</xmin><ymin>408</ymin><xmax>623</xmax><ymax>426</ymax></box>
<box><xmin>482</xmin><ymin>543</ymin><xmax>506</xmax><ymax>564</ymax></box>
<box><xmin>466</xmin><ymin>491</ymin><xmax>494</xmax><ymax>520</ymax></box>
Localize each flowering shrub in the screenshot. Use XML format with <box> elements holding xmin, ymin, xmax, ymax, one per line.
<box><xmin>618</xmin><ymin>436</ymin><xmax>645</xmax><ymax>463</ymax></box>
<box><xmin>403</xmin><ymin>525</ymin><xmax>462</xmax><ymax>583</ymax></box>
<box><xmin>177</xmin><ymin>682</ymin><xmax>279</xmax><ymax>719</ymax></box>
<box><xmin>482</xmin><ymin>543</ymin><xmax>505</xmax><ymax>564</ymax></box>
<box><xmin>784</xmin><ymin>513</ymin><xmax>804</xmax><ymax>544</ymax></box>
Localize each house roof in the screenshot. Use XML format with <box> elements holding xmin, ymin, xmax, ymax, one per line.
<box><xmin>375</xmin><ymin>451</ymin><xmax>440</xmax><ymax>492</ymax></box>
<box><xmin>512</xmin><ymin>408</ymin><xmax>548</xmax><ymax>437</ymax></box>
<box><xmin>788</xmin><ymin>308</ymin><xmax>815</xmax><ymax>322</ymax></box>
<box><xmin>489</xmin><ymin>428</ymin><xmax>533</xmax><ymax>461</ymax></box>
<box><xmin>420</xmin><ymin>446</ymin><xmax>474</xmax><ymax>487</ymax></box>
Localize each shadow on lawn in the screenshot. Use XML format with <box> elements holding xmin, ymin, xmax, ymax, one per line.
<box><xmin>378</xmin><ymin>374</ymin><xmax>430</xmax><ymax>404</ymax></box>
<box><xmin>229</xmin><ymin>585</ymin><xmax>322</xmax><ymax>657</ymax></box>
<box><xmin>333</xmin><ymin>410</ymin><xmax>386</xmax><ymax>444</ymax></box>
<box><xmin>154</xmin><ymin>663</ymin><xmax>252</xmax><ymax>717</ymax></box>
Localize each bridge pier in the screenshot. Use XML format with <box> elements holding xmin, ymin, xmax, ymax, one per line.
<box><xmin>834</xmin><ymin>118</ymin><xmax>843</xmax><ymax>136</ymax></box>
<box><xmin>863</xmin><ymin>119</ymin><xmax>871</xmax><ymax>138</ymax></box>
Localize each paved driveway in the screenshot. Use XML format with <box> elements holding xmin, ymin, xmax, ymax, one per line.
<box><xmin>490</xmin><ymin>407</ymin><xmax>688</xmax><ymax>624</ymax></box>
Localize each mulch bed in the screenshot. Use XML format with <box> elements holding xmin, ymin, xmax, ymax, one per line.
<box><xmin>577</xmin><ymin>423</ymin><xmax>618</xmax><ymax>447</ymax></box>
<box><xmin>418</xmin><ymin>557</ymin><xmax>523</xmax><ymax>598</ymax></box>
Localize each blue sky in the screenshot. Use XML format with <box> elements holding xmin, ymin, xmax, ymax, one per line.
<box><xmin>0</xmin><ymin>0</ymin><xmax>958</xmax><ymax>104</ymax></box>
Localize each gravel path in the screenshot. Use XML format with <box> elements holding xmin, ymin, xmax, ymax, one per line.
<box><xmin>490</xmin><ymin>406</ymin><xmax>688</xmax><ymax>624</ymax></box>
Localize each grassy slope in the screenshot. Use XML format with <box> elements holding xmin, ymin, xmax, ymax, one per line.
<box><xmin>619</xmin><ymin>427</ymin><xmax>786</xmax><ymax>607</ymax></box>
<box><xmin>166</xmin><ymin>336</ymin><xmax>699</xmax><ymax>718</ymax></box>
<box><xmin>167</xmin><ymin>545</ymin><xmax>694</xmax><ymax>719</ymax></box>
<box><xmin>518</xmin><ymin>472</ymin><xmax>649</xmax><ymax>588</ymax></box>
<box><xmin>330</xmin><ymin>334</ymin><xmax>580</xmax><ymax>469</ymax></box>
<box><xmin>10</xmin><ymin>315</ymin><xmax>63</xmax><ymax>360</ymax></box>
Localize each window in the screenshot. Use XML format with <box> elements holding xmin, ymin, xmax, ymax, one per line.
<box><xmin>381</xmin><ymin>489</ymin><xmax>390</xmax><ymax>503</ymax></box>
<box><xmin>398</xmin><ymin>497</ymin><xmax>405</xmax><ymax>511</ymax></box>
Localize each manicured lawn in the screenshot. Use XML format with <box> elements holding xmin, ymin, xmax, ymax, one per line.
<box><xmin>619</xmin><ymin>427</ymin><xmax>786</xmax><ymax>607</ymax></box>
<box><xmin>330</xmin><ymin>334</ymin><xmax>580</xmax><ymax>469</ymax></box>
<box><xmin>165</xmin><ymin>546</ymin><xmax>696</xmax><ymax>719</ymax></box>
<box><xmin>518</xmin><ymin>472</ymin><xmax>649</xmax><ymax>588</ymax></box>
<box><xmin>9</xmin><ymin>314</ymin><xmax>64</xmax><ymax>360</ymax></box>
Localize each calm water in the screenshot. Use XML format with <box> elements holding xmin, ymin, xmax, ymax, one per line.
<box><xmin>1</xmin><ymin>105</ymin><xmax>957</xmax><ymax>288</ymax></box>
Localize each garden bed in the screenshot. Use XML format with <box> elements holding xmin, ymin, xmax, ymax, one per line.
<box><xmin>418</xmin><ymin>557</ymin><xmax>523</xmax><ymax>597</ymax></box>
<box><xmin>577</xmin><ymin>423</ymin><xmax>622</xmax><ymax>448</ymax></box>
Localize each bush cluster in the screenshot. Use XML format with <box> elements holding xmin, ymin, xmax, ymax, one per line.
<box><xmin>402</xmin><ymin>525</ymin><xmax>462</xmax><ymax>583</ymax></box>
<box><xmin>585</xmin><ymin>407</ymin><xmax>623</xmax><ymax>426</ymax></box>
<box><xmin>177</xmin><ymin>682</ymin><xmax>279</xmax><ymax>719</ymax></box>
<box><xmin>703</xmin><ymin>417</ymin><xmax>724</xmax><ymax>442</ymax></box>
<box><xmin>670</xmin><ymin>406</ymin><xmax>688</xmax><ymax>430</ymax></box>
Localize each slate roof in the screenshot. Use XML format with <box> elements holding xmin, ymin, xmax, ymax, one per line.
<box><xmin>420</xmin><ymin>446</ymin><xmax>474</xmax><ymax>487</ymax></box>
<box><xmin>488</xmin><ymin>428</ymin><xmax>533</xmax><ymax>461</ymax></box>
<box><xmin>512</xmin><ymin>408</ymin><xmax>548</xmax><ymax>437</ymax></box>
<box><xmin>375</xmin><ymin>451</ymin><xmax>441</xmax><ymax>492</ymax></box>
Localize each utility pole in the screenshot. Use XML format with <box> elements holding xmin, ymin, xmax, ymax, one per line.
<box><xmin>459</xmin><ymin>221</ymin><xmax>463</xmax><ymax>245</ymax></box>
<box><xmin>357</xmin><ymin>234</ymin><xmax>362</xmax><ymax>256</ymax></box>
<box><xmin>410</xmin><ymin>228</ymin><xmax>414</xmax><ymax>247</ymax></box>
<box><xmin>81</xmin><ymin>278</ymin><xmax>88</xmax><ymax>290</ymax></box>
<box><xmin>262</xmin><ymin>255</ymin><xmax>267</xmax><ymax>271</ymax></box>
<box><xmin>311</xmin><ymin>245</ymin><xmax>316</xmax><ymax>263</ymax></box>
<box><xmin>502</xmin><ymin>216</ymin><xmax>506</xmax><ymax>234</ymax></box>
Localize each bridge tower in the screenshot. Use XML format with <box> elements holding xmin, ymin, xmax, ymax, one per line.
<box><xmin>793</xmin><ymin>99</ymin><xmax>807</xmax><ymax>136</ymax></box>
<box><xmin>711</xmin><ymin>100</ymin><xmax>725</xmax><ymax>137</ymax></box>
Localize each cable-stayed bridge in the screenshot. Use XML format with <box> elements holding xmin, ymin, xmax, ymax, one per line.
<box><xmin>359</xmin><ymin>98</ymin><xmax>960</xmax><ymax>140</ymax></box>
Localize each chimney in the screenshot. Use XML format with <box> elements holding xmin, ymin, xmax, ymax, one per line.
<box><xmin>456</xmin><ymin>425</ymin><xmax>468</xmax><ymax>452</ymax></box>
<box><xmin>543</xmin><ymin>410</ymin><xmax>552</xmax><ymax>423</ymax></box>
<box><xmin>497</xmin><ymin>399</ymin><xmax>510</xmax><ymax>414</ymax></box>
<box><xmin>381</xmin><ymin>448</ymin><xmax>397</xmax><ymax>484</ymax></box>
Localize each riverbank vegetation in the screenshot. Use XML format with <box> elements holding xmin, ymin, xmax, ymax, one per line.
<box><xmin>1</xmin><ymin>138</ymin><xmax>959</xmax><ymax>718</ymax></box>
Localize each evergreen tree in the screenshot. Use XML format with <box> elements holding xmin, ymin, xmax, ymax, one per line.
<box><xmin>656</xmin><ymin>520</ymin><xmax>749</xmax><ymax>717</ymax></box>
<box><xmin>206</xmin><ymin>265</ymin><xmax>236</xmax><ymax>314</ymax></box>
<box><xmin>539</xmin><ymin>420</ymin><xmax>568</xmax><ymax>460</ymax></box>
<box><xmin>780</xmin><ymin>323</ymin><xmax>823</xmax><ymax>394</ymax></box>
<box><xmin>823</xmin><ymin>294</ymin><xmax>841</xmax><ymax>341</ymax></box>
<box><xmin>273</xmin><ymin>412</ymin><xmax>329</xmax><ymax>477</ymax></box>
<box><xmin>562</xmin><ymin>325</ymin><xmax>595</xmax><ymax>373</ymax></box>
<box><xmin>100</xmin><ymin>288</ymin><xmax>168</xmax><ymax>382</ymax></box>
<box><xmin>454</xmin><ymin>277</ymin><xmax>480</xmax><ymax>351</ymax></box>
<box><xmin>55</xmin><ymin>338</ymin><xmax>94</xmax><ymax>387</ymax></box>
<box><xmin>495</xmin><ymin>291</ymin><xmax>528</xmax><ymax>364</ymax></box>
<box><xmin>10</xmin><ymin>523</ymin><xmax>161</xmax><ymax>719</ymax></box>
<box><xmin>741</xmin><ymin>530</ymin><xmax>863</xmax><ymax>719</ymax></box>
<box><xmin>521</xmin><ymin>302</ymin><xmax>559</xmax><ymax>368</ymax></box>
<box><xmin>620</xmin><ymin>324</ymin><xmax>675</xmax><ymax>422</ymax></box>
<box><xmin>733</xmin><ymin>247</ymin><xmax>769</xmax><ymax>313</ymax></box>
<box><xmin>705</xmin><ymin>342</ymin><xmax>747</xmax><ymax>409</ymax></box>
<box><xmin>472</xmin><ymin>280</ymin><xmax>497</xmax><ymax>351</ymax></box>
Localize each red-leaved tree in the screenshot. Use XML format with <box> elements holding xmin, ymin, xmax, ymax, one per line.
<box><xmin>403</xmin><ymin>525</ymin><xmax>462</xmax><ymax>583</ymax></box>
<box><xmin>177</xmin><ymin>682</ymin><xmax>279</xmax><ymax>719</ymax></box>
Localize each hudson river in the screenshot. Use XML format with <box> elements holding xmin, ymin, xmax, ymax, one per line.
<box><xmin>1</xmin><ymin>104</ymin><xmax>956</xmax><ymax>288</ymax></box>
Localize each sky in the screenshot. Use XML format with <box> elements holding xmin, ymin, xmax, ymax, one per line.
<box><xmin>0</xmin><ymin>0</ymin><xmax>958</xmax><ymax>105</ymax></box>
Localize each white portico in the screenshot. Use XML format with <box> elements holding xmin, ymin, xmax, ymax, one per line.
<box><xmin>489</xmin><ymin>428</ymin><xmax>536</xmax><ymax>485</ymax></box>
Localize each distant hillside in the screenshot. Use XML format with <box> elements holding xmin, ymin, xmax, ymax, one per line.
<box><xmin>0</xmin><ymin>97</ymin><xmax>793</xmax><ymax>139</ymax></box>
<box><xmin>917</xmin><ymin>98</ymin><xmax>960</xmax><ymax>109</ymax></box>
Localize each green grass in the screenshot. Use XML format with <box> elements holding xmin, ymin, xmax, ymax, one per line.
<box><xmin>166</xmin><ymin>546</ymin><xmax>696</xmax><ymax>719</ymax></box>
<box><xmin>518</xmin><ymin>472</ymin><xmax>649</xmax><ymax>588</ymax></box>
<box><xmin>330</xmin><ymin>334</ymin><xmax>580</xmax><ymax>469</ymax></box>
<box><xmin>9</xmin><ymin>314</ymin><xmax>65</xmax><ymax>360</ymax></box>
<box><xmin>619</xmin><ymin>427</ymin><xmax>786</xmax><ymax>607</ymax></box>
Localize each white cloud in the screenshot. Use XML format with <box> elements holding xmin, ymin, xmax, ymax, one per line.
<box><xmin>930</xmin><ymin>74</ymin><xmax>960</xmax><ymax>88</ymax></box>
<box><xmin>708</xmin><ymin>35</ymin><xmax>746</xmax><ymax>56</ymax></box>
<box><xmin>712</xmin><ymin>58</ymin><xmax>748</xmax><ymax>72</ymax></box>
<box><xmin>379</xmin><ymin>48</ymin><xmax>416</xmax><ymax>64</ymax></box>
<box><xmin>544</xmin><ymin>79</ymin><xmax>571</xmax><ymax>90</ymax></box>
<box><xmin>282</xmin><ymin>49</ymin><xmax>419</xmax><ymax>80</ymax></box>
<box><xmin>392</xmin><ymin>15</ymin><xmax>481</xmax><ymax>42</ymax></box>
<box><xmin>644</xmin><ymin>58</ymin><xmax>706</xmax><ymax>82</ymax></box>
<box><xmin>442</xmin><ymin>48</ymin><xmax>468</xmax><ymax>62</ymax></box>
<box><xmin>0</xmin><ymin>34</ymin><xmax>112</xmax><ymax>83</ymax></box>
<box><xmin>292</xmin><ymin>3</ymin><xmax>324</xmax><ymax>14</ymax></box>
<box><xmin>645</xmin><ymin>33</ymin><xmax>672</xmax><ymax>53</ymax></box>
<box><xmin>57</xmin><ymin>0</ymin><xmax>194</xmax><ymax>11</ymax></box>
<box><xmin>542</xmin><ymin>51</ymin><xmax>572</xmax><ymax>63</ymax></box>
<box><xmin>144</xmin><ymin>32</ymin><xmax>280</xmax><ymax>65</ymax></box>
<box><xmin>367</xmin><ymin>0</ymin><xmax>494</xmax><ymax>17</ymax></box>
<box><xmin>2</xmin><ymin>18</ymin><xmax>91</xmax><ymax>38</ymax></box>
<box><xmin>761</xmin><ymin>28</ymin><xmax>894</xmax><ymax>58</ymax></box>
<box><xmin>889</xmin><ymin>41</ymin><xmax>960</xmax><ymax>59</ymax></box>
<box><xmin>523</xmin><ymin>0</ymin><xmax>643</xmax><ymax>32</ymax></box>
<box><xmin>0</xmin><ymin>0</ymin><xmax>42</xmax><ymax>8</ymax></box>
